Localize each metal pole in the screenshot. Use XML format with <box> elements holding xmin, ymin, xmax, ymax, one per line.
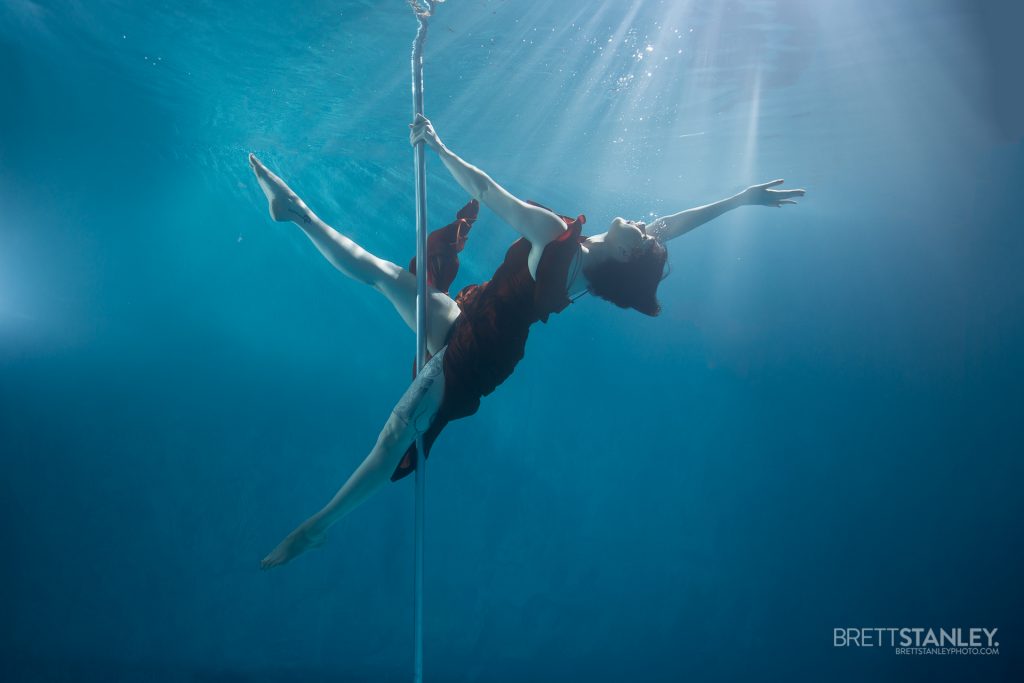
<box><xmin>410</xmin><ymin>2</ymin><xmax>438</xmax><ymax>681</ymax></box>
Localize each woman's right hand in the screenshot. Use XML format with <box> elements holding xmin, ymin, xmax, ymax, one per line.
<box><xmin>410</xmin><ymin>113</ymin><xmax>443</xmax><ymax>151</ymax></box>
<box><xmin>740</xmin><ymin>179</ymin><xmax>805</xmax><ymax>207</ymax></box>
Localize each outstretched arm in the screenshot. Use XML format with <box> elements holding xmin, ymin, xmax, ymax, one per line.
<box><xmin>410</xmin><ymin>114</ymin><xmax>566</xmax><ymax>247</ymax></box>
<box><xmin>650</xmin><ymin>180</ymin><xmax>805</xmax><ymax>243</ymax></box>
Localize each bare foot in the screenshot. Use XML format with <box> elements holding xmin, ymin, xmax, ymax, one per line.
<box><xmin>248</xmin><ymin>153</ymin><xmax>313</xmax><ymax>225</ymax></box>
<box><xmin>260</xmin><ymin>522</ymin><xmax>327</xmax><ymax>570</ymax></box>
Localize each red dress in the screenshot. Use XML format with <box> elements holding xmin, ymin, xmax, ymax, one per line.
<box><xmin>393</xmin><ymin>200</ymin><xmax>586</xmax><ymax>481</ymax></box>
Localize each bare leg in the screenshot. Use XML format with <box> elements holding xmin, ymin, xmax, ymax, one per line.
<box><xmin>249</xmin><ymin>154</ymin><xmax>460</xmax><ymax>354</ymax></box>
<box><xmin>260</xmin><ymin>347</ymin><xmax>448</xmax><ymax>569</ymax></box>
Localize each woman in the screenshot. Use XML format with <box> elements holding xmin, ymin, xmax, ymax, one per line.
<box><xmin>251</xmin><ymin>114</ymin><xmax>804</xmax><ymax>568</ymax></box>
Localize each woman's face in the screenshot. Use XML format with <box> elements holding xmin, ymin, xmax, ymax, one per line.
<box><xmin>605</xmin><ymin>217</ymin><xmax>652</xmax><ymax>262</ymax></box>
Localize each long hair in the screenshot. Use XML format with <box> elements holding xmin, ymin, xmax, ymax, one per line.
<box><xmin>583</xmin><ymin>240</ymin><xmax>669</xmax><ymax>316</ymax></box>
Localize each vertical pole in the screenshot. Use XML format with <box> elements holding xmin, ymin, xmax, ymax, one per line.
<box><xmin>410</xmin><ymin>3</ymin><xmax>433</xmax><ymax>682</ymax></box>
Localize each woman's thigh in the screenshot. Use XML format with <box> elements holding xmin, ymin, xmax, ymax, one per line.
<box><xmin>372</xmin><ymin>261</ymin><xmax>461</xmax><ymax>355</ymax></box>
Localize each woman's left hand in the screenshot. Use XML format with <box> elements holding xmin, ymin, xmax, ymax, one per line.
<box><xmin>741</xmin><ymin>179</ymin><xmax>806</xmax><ymax>207</ymax></box>
<box><xmin>409</xmin><ymin>113</ymin><xmax>443</xmax><ymax>151</ymax></box>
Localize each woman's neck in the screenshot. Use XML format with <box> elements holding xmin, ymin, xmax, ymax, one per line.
<box><xmin>570</xmin><ymin>239</ymin><xmax>612</xmax><ymax>297</ymax></box>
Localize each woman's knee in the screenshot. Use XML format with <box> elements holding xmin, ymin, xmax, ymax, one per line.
<box><xmin>377</xmin><ymin>412</ymin><xmax>414</xmax><ymax>452</ymax></box>
<box><xmin>370</xmin><ymin>260</ymin><xmax>411</xmax><ymax>293</ymax></box>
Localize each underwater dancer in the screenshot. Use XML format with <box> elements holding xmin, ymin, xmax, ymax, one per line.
<box><xmin>251</xmin><ymin>114</ymin><xmax>804</xmax><ymax>568</ymax></box>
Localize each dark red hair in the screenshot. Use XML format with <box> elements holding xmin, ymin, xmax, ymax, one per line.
<box><xmin>583</xmin><ymin>240</ymin><xmax>669</xmax><ymax>316</ymax></box>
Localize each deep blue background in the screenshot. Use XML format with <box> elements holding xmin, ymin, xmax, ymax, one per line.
<box><xmin>1</xmin><ymin>1</ymin><xmax>1021</xmax><ymax>681</ymax></box>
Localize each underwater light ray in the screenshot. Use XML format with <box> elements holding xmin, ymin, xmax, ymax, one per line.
<box><xmin>431</xmin><ymin>4</ymin><xmax>553</xmax><ymax>115</ymax></box>
<box><xmin>700</xmin><ymin>64</ymin><xmax>763</xmax><ymax>300</ymax></box>
<box><xmin>498</xmin><ymin>5</ymin><xmax>619</xmax><ymax>157</ymax></box>
<box><xmin>434</xmin><ymin>2</ymin><xmax>597</xmax><ymax>153</ymax></box>
<box><xmin>563</xmin><ymin>0</ymin><xmax>720</xmax><ymax>211</ymax></box>
<box><xmin>740</xmin><ymin>67</ymin><xmax>762</xmax><ymax>189</ymax></box>
<box><xmin>426</xmin><ymin>2</ymin><xmax>629</xmax><ymax>213</ymax></box>
<box><xmin>804</xmin><ymin>1</ymin><xmax>988</xmax><ymax>295</ymax></box>
<box><xmin>526</xmin><ymin>0</ymin><xmax>649</xmax><ymax>199</ymax></box>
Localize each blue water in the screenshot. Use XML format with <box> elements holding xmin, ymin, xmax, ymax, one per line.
<box><xmin>2</xmin><ymin>1</ymin><xmax>1022</xmax><ymax>681</ymax></box>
